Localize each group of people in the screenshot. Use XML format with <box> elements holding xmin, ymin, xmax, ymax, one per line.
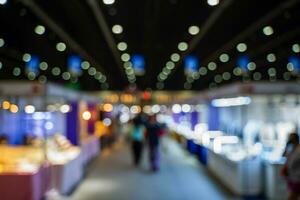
<box><xmin>128</xmin><ymin>113</ymin><xmax>165</xmax><ymax>172</ymax></box>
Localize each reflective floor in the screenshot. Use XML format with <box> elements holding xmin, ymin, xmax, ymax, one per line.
<box><xmin>61</xmin><ymin>138</ymin><xmax>239</xmax><ymax>200</ymax></box>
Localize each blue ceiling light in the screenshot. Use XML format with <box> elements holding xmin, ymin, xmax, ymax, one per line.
<box><xmin>131</xmin><ymin>54</ymin><xmax>145</xmax><ymax>76</ymax></box>
<box><xmin>68</xmin><ymin>55</ymin><xmax>82</xmax><ymax>76</ymax></box>
<box><xmin>288</xmin><ymin>55</ymin><xmax>300</xmax><ymax>73</ymax></box>
<box><xmin>26</xmin><ymin>55</ymin><xmax>40</xmax><ymax>74</ymax></box>
<box><xmin>237</xmin><ymin>55</ymin><xmax>250</xmax><ymax>72</ymax></box>
<box><xmin>184</xmin><ymin>55</ymin><xmax>199</xmax><ymax>75</ymax></box>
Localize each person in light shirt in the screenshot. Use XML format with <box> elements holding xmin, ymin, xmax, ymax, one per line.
<box><xmin>282</xmin><ymin>133</ymin><xmax>300</xmax><ymax>200</ymax></box>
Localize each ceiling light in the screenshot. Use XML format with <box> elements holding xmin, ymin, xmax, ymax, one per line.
<box><xmin>178</xmin><ymin>42</ymin><xmax>188</xmax><ymax>51</ymax></box>
<box><xmin>81</xmin><ymin>61</ymin><xmax>90</xmax><ymax>70</ymax></box>
<box><xmin>117</xmin><ymin>42</ymin><xmax>127</xmax><ymax>51</ymax></box>
<box><xmin>82</xmin><ymin>111</ymin><xmax>91</xmax><ymax>120</ymax></box>
<box><xmin>267</xmin><ymin>53</ymin><xmax>276</xmax><ymax>62</ymax></box>
<box><xmin>0</xmin><ymin>0</ymin><xmax>7</xmax><ymax>5</ymax></box>
<box><xmin>156</xmin><ymin>82</ymin><xmax>164</xmax><ymax>90</ymax></box>
<box><xmin>0</xmin><ymin>38</ymin><xmax>4</xmax><ymax>47</ymax></box>
<box><xmin>292</xmin><ymin>44</ymin><xmax>300</xmax><ymax>53</ymax></box>
<box><xmin>62</xmin><ymin>72</ymin><xmax>71</xmax><ymax>80</ymax></box>
<box><xmin>60</xmin><ymin>104</ymin><xmax>71</xmax><ymax>113</ymax></box>
<box><xmin>188</xmin><ymin>26</ymin><xmax>200</xmax><ymax>35</ymax></box>
<box><xmin>214</xmin><ymin>75</ymin><xmax>222</xmax><ymax>83</ymax></box>
<box><xmin>170</xmin><ymin>53</ymin><xmax>180</xmax><ymax>62</ymax></box>
<box><xmin>38</xmin><ymin>75</ymin><xmax>47</xmax><ymax>84</ymax></box>
<box><xmin>253</xmin><ymin>72</ymin><xmax>262</xmax><ymax>81</ymax></box>
<box><xmin>219</xmin><ymin>53</ymin><xmax>230</xmax><ymax>63</ymax></box>
<box><xmin>199</xmin><ymin>67</ymin><xmax>208</xmax><ymax>75</ymax></box>
<box><xmin>263</xmin><ymin>26</ymin><xmax>274</xmax><ymax>36</ymax></box>
<box><xmin>112</xmin><ymin>24</ymin><xmax>123</xmax><ymax>34</ymax></box>
<box><xmin>207</xmin><ymin>0</ymin><xmax>219</xmax><ymax>6</ymax></box>
<box><xmin>34</xmin><ymin>25</ymin><xmax>45</xmax><ymax>35</ymax></box>
<box><xmin>103</xmin><ymin>0</ymin><xmax>115</xmax><ymax>5</ymax></box>
<box><xmin>39</xmin><ymin>61</ymin><xmax>48</xmax><ymax>70</ymax></box>
<box><xmin>236</xmin><ymin>43</ymin><xmax>247</xmax><ymax>52</ymax></box>
<box><xmin>222</xmin><ymin>72</ymin><xmax>231</xmax><ymax>80</ymax></box>
<box><xmin>23</xmin><ymin>53</ymin><xmax>31</xmax><ymax>62</ymax></box>
<box><xmin>208</xmin><ymin>62</ymin><xmax>217</xmax><ymax>71</ymax></box>
<box><xmin>52</xmin><ymin>67</ymin><xmax>61</xmax><ymax>76</ymax></box>
<box><xmin>166</xmin><ymin>61</ymin><xmax>175</xmax><ymax>69</ymax></box>
<box><xmin>88</xmin><ymin>67</ymin><xmax>97</xmax><ymax>76</ymax></box>
<box><xmin>247</xmin><ymin>62</ymin><xmax>256</xmax><ymax>71</ymax></box>
<box><xmin>13</xmin><ymin>67</ymin><xmax>21</xmax><ymax>76</ymax></box>
<box><xmin>268</xmin><ymin>68</ymin><xmax>276</xmax><ymax>76</ymax></box>
<box><xmin>287</xmin><ymin>63</ymin><xmax>294</xmax><ymax>72</ymax></box>
<box><xmin>123</xmin><ymin>61</ymin><xmax>132</xmax><ymax>69</ymax></box>
<box><xmin>121</xmin><ymin>53</ymin><xmax>130</xmax><ymax>62</ymax></box>
<box><xmin>233</xmin><ymin>67</ymin><xmax>242</xmax><ymax>76</ymax></box>
<box><xmin>27</xmin><ymin>72</ymin><xmax>36</xmax><ymax>80</ymax></box>
<box><xmin>56</xmin><ymin>42</ymin><xmax>66</xmax><ymax>52</ymax></box>
<box><xmin>0</xmin><ymin>62</ymin><xmax>2</xmax><ymax>70</ymax></box>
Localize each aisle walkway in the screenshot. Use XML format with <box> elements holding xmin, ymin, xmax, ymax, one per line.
<box><xmin>65</xmin><ymin>138</ymin><xmax>239</xmax><ymax>200</ymax></box>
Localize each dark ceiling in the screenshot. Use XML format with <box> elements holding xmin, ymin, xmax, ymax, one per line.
<box><xmin>0</xmin><ymin>0</ymin><xmax>299</xmax><ymax>91</ymax></box>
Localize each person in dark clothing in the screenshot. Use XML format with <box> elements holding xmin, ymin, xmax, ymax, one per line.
<box><xmin>145</xmin><ymin>115</ymin><xmax>164</xmax><ymax>172</ymax></box>
<box><xmin>282</xmin><ymin>133</ymin><xmax>300</xmax><ymax>200</ymax></box>
<box><xmin>130</xmin><ymin>115</ymin><xmax>145</xmax><ymax>166</ymax></box>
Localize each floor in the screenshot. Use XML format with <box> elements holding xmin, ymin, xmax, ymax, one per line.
<box><xmin>61</xmin><ymin>138</ymin><xmax>240</xmax><ymax>200</ymax></box>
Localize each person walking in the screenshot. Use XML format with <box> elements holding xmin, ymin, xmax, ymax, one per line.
<box><xmin>282</xmin><ymin>133</ymin><xmax>300</xmax><ymax>200</ymax></box>
<box><xmin>145</xmin><ymin>114</ymin><xmax>165</xmax><ymax>172</ymax></box>
<box><xmin>130</xmin><ymin>115</ymin><xmax>145</xmax><ymax>166</ymax></box>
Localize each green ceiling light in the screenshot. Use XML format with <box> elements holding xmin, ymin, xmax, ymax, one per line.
<box><xmin>38</xmin><ymin>75</ymin><xmax>47</xmax><ymax>84</ymax></box>
<box><xmin>247</xmin><ymin>62</ymin><xmax>256</xmax><ymax>71</ymax></box>
<box><xmin>292</xmin><ymin>44</ymin><xmax>300</xmax><ymax>53</ymax></box>
<box><xmin>56</xmin><ymin>42</ymin><xmax>66</xmax><ymax>52</ymax></box>
<box><xmin>178</xmin><ymin>42</ymin><xmax>188</xmax><ymax>51</ymax></box>
<box><xmin>62</xmin><ymin>72</ymin><xmax>71</xmax><ymax>80</ymax></box>
<box><xmin>121</xmin><ymin>53</ymin><xmax>130</xmax><ymax>62</ymax></box>
<box><xmin>208</xmin><ymin>62</ymin><xmax>217</xmax><ymax>71</ymax></box>
<box><xmin>236</xmin><ymin>43</ymin><xmax>247</xmax><ymax>52</ymax></box>
<box><xmin>13</xmin><ymin>67</ymin><xmax>21</xmax><ymax>76</ymax></box>
<box><xmin>88</xmin><ymin>67</ymin><xmax>97</xmax><ymax>76</ymax></box>
<box><xmin>0</xmin><ymin>38</ymin><xmax>5</xmax><ymax>47</ymax></box>
<box><xmin>81</xmin><ymin>61</ymin><xmax>90</xmax><ymax>70</ymax></box>
<box><xmin>34</xmin><ymin>25</ymin><xmax>45</xmax><ymax>35</ymax></box>
<box><xmin>112</xmin><ymin>24</ymin><xmax>123</xmax><ymax>34</ymax></box>
<box><xmin>52</xmin><ymin>67</ymin><xmax>61</xmax><ymax>76</ymax></box>
<box><xmin>170</xmin><ymin>53</ymin><xmax>180</xmax><ymax>62</ymax></box>
<box><xmin>219</xmin><ymin>53</ymin><xmax>230</xmax><ymax>63</ymax></box>
<box><xmin>222</xmin><ymin>72</ymin><xmax>231</xmax><ymax>80</ymax></box>
<box><xmin>263</xmin><ymin>26</ymin><xmax>274</xmax><ymax>36</ymax></box>
<box><xmin>188</xmin><ymin>26</ymin><xmax>200</xmax><ymax>35</ymax></box>
<box><xmin>39</xmin><ymin>61</ymin><xmax>48</xmax><ymax>70</ymax></box>
<box><xmin>22</xmin><ymin>53</ymin><xmax>31</xmax><ymax>62</ymax></box>
<box><xmin>253</xmin><ymin>72</ymin><xmax>262</xmax><ymax>80</ymax></box>
<box><xmin>117</xmin><ymin>42</ymin><xmax>127</xmax><ymax>51</ymax></box>
<box><xmin>267</xmin><ymin>53</ymin><xmax>276</xmax><ymax>62</ymax></box>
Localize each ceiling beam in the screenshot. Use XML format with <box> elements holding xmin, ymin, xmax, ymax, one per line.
<box><xmin>87</xmin><ymin>0</ymin><xmax>127</xmax><ymax>82</ymax></box>
<box><xmin>19</xmin><ymin>0</ymin><xmax>111</xmax><ymax>83</ymax></box>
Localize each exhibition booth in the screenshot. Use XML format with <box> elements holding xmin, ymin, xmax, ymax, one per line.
<box><xmin>0</xmin><ymin>81</ymin><xmax>101</xmax><ymax>200</ymax></box>
<box><xmin>162</xmin><ymin>82</ymin><xmax>300</xmax><ymax>199</ymax></box>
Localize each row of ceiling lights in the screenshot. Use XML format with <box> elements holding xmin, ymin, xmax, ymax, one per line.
<box><xmin>156</xmin><ymin>0</ymin><xmax>218</xmax><ymax>90</ymax></box>
<box><xmin>156</xmin><ymin>25</ymin><xmax>200</xmax><ymax>90</ymax></box>
<box><xmin>0</xmin><ymin>24</ymin><xmax>109</xmax><ymax>88</ymax></box>
<box><xmin>107</xmin><ymin>2</ymin><xmax>136</xmax><ymax>85</ymax></box>
<box><xmin>183</xmin><ymin>23</ymin><xmax>299</xmax><ymax>89</ymax></box>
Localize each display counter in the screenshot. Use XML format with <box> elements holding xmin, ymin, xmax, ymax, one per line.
<box><xmin>207</xmin><ymin>148</ymin><xmax>262</xmax><ymax>196</ymax></box>
<box><xmin>263</xmin><ymin>159</ymin><xmax>288</xmax><ymax>200</ymax></box>
<box><xmin>0</xmin><ymin>164</ymin><xmax>50</xmax><ymax>200</ymax></box>
<box><xmin>81</xmin><ymin>136</ymin><xmax>100</xmax><ymax>166</ymax></box>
